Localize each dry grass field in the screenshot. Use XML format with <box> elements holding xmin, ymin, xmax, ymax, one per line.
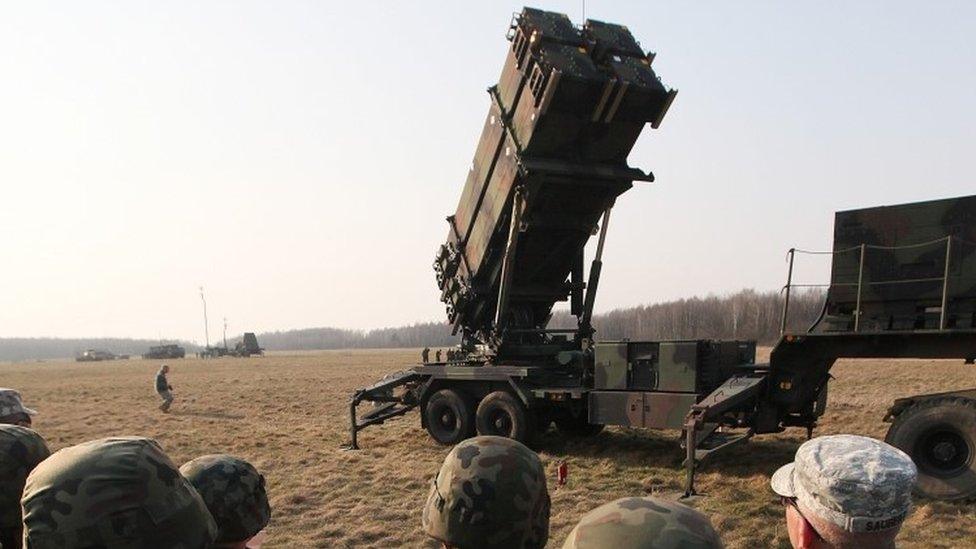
<box><xmin>2</xmin><ymin>349</ymin><xmax>974</xmax><ymax>548</ymax></box>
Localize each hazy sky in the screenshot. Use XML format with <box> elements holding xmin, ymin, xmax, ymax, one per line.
<box><xmin>1</xmin><ymin>2</ymin><xmax>974</xmax><ymax>342</ymax></box>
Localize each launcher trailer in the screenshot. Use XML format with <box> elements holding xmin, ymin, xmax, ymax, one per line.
<box><xmin>350</xmin><ymin>7</ymin><xmax>976</xmax><ymax>502</ymax></box>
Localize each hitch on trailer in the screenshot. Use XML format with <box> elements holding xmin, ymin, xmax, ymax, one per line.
<box><xmin>681</xmin><ymin>372</ymin><xmax>767</xmax><ymax>497</ymax></box>
<box><xmin>347</xmin><ymin>370</ymin><xmax>424</xmax><ymax>450</ymax></box>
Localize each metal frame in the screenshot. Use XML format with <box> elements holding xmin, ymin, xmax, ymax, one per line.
<box><xmin>682</xmin><ymin>326</ymin><xmax>976</xmax><ymax>496</ymax></box>
<box><xmin>348</xmin><ymin>370</ymin><xmax>425</xmax><ymax>450</ymax></box>
<box><xmin>686</xmin><ymin>235</ymin><xmax>974</xmax><ymax>496</ymax></box>
<box><xmin>780</xmin><ymin>236</ymin><xmax>957</xmax><ymax>336</ymax></box>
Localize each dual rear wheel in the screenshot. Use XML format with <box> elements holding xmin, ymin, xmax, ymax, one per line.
<box><xmin>423</xmin><ymin>389</ymin><xmax>535</xmax><ymax>445</ymax></box>
<box><xmin>423</xmin><ymin>388</ymin><xmax>605</xmax><ymax>446</ymax></box>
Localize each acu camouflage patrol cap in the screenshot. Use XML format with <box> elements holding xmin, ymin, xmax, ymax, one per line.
<box><xmin>422</xmin><ymin>435</ymin><xmax>550</xmax><ymax>549</ymax></box>
<box><xmin>0</xmin><ymin>425</ymin><xmax>50</xmax><ymax>528</ymax></box>
<box><xmin>771</xmin><ymin>434</ymin><xmax>918</xmax><ymax>534</ymax></box>
<box><xmin>21</xmin><ymin>436</ymin><xmax>217</xmax><ymax>549</ymax></box>
<box><xmin>0</xmin><ymin>388</ymin><xmax>37</xmax><ymax>419</ymax></box>
<box><xmin>561</xmin><ymin>496</ymin><xmax>723</xmax><ymax>549</ymax></box>
<box><xmin>179</xmin><ymin>454</ymin><xmax>272</xmax><ymax>544</ymax></box>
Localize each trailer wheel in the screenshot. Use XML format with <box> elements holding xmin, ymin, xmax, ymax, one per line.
<box><xmin>555</xmin><ymin>410</ymin><xmax>604</xmax><ymax>437</ymax></box>
<box><xmin>885</xmin><ymin>397</ymin><xmax>976</xmax><ymax>501</ymax></box>
<box><xmin>476</xmin><ymin>391</ymin><xmax>532</xmax><ymax>443</ymax></box>
<box><xmin>424</xmin><ymin>389</ymin><xmax>475</xmax><ymax>445</ymax></box>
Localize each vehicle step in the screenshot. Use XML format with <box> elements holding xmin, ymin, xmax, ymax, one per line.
<box><xmin>682</xmin><ymin>429</ymin><xmax>753</xmax><ymax>466</ymax></box>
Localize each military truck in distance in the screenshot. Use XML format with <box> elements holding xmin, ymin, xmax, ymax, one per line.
<box><xmin>199</xmin><ymin>333</ymin><xmax>263</xmax><ymax>358</ymax></box>
<box><xmin>232</xmin><ymin>332</ymin><xmax>264</xmax><ymax>357</ymax></box>
<box><xmin>199</xmin><ymin>346</ymin><xmax>228</xmax><ymax>358</ymax></box>
<box><xmin>143</xmin><ymin>344</ymin><xmax>186</xmax><ymax>360</ymax></box>
<box><xmin>351</xmin><ymin>7</ymin><xmax>976</xmax><ymax>502</ymax></box>
<box><xmin>76</xmin><ymin>349</ymin><xmax>117</xmax><ymax>362</ymax></box>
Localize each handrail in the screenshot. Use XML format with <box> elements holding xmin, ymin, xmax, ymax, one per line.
<box><xmin>792</xmin><ymin>245</ymin><xmax>863</xmax><ymax>256</ymax></box>
<box><xmin>792</xmin><ymin>235</ymin><xmax>953</xmax><ymax>254</ymax></box>
<box><xmin>780</xmin><ymin>236</ymin><xmax>956</xmax><ymax>335</ymax></box>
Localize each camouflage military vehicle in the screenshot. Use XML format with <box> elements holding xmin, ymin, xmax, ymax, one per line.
<box><xmin>352</xmin><ymin>6</ymin><xmax>976</xmax><ymax>502</ymax></box>
<box><xmin>200</xmin><ymin>333</ymin><xmax>263</xmax><ymax>358</ymax></box>
<box><xmin>199</xmin><ymin>346</ymin><xmax>229</xmax><ymax>358</ymax></box>
<box><xmin>143</xmin><ymin>344</ymin><xmax>186</xmax><ymax>360</ymax></box>
<box><xmin>684</xmin><ymin>194</ymin><xmax>976</xmax><ymax>500</ymax></box>
<box><xmin>75</xmin><ymin>349</ymin><xmax>117</xmax><ymax>362</ymax></box>
<box><xmin>351</xmin><ymin>8</ymin><xmax>748</xmax><ymax>450</ymax></box>
<box><xmin>231</xmin><ymin>332</ymin><xmax>263</xmax><ymax>357</ymax></box>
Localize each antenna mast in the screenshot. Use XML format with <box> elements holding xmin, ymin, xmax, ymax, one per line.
<box><xmin>199</xmin><ymin>287</ymin><xmax>210</xmax><ymax>349</ymax></box>
<box><xmin>223</xmin><ymin>317</ymin><xmax>228</xmax><ymax>350</ymax></box>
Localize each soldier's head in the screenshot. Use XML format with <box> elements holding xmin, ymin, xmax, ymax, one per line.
<box><xmin>0</xmin><ymin>388</ymin><xmax>37</xmax><ymax>427</ymax></box>
<box><xmin>422</xmin><ymin>436</ymin><xmax>550</xmax><ymax>549</ymax></box>
<box><xmin>0</xmin><ymin>425</ymin><xmax>50</xmax><ymax>532</ymax></box>
<box><xmin>771</xmin><ymin>434</ymin><xmax>917</xmax><ymax>549</ymax></box>
<box><xmin>180</xmin><ymin>454</ymin><xmax>272</xmax><ymax>548</ymax></box>
<box><xmin>22</xmin><ymin>436</ymin><xmax>217</xmax><ymax>548</ymax></box>
<box><xmin>561</xmin><ymin>496</ymin><xmax>723</xmax><ymax>548</ymax></box>
<box><xmin>161</xmin><ymin>364</ymin><xmax>170</xmax><ymax>373</ymax></box>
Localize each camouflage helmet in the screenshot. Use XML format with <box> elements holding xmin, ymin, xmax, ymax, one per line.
<box><xmin>422</xmin><ymin>435</ymin><xmax>550</xmax><ymax>549</ymax></box>
<box><xmin>179</xmin><ymin>454</ymin><xmax>271</xmax><ymax>544</ymax></box>
<box><xmin>21</xmin><ymin>436</ymin><xmax>217</xmax><ymax>548</ymax></box>
<box><xmin>0</xmin><ymin>425</ymin><xmax>50</xmax><ymax>528</ymax></box>
<box><xmin>561</xmin><ymin>497</ymin><xmax>723</xmax><ymax>549</ymax></box>
<box><xmin>0</xmin><ymin>388</ymin><xmax>37</xmax><ymax>422</ymax></box>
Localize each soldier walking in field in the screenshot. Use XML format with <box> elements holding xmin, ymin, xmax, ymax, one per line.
<box><xmin>435</xmin><ymin>349</ymin><xmax>442</xmax><ymax>363</ymax></box>
<box><xmin>155</xmin><ymin>364</ymin><xmax>174</xmax><ymax>413</ymax></box>
<box><xmin>422</xmin><ymin>347</ymin><xmax>430</xmax><ymax>363</ymax></box>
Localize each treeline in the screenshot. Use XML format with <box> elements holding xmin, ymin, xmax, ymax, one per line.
<box><xmin>256</xmin><ymin>323</ymin><xmax>458</xmax><ymax>351</ymax></box>
<box><xmin>256</xmin><ymin>288</ymin><xmax>824</xmax><ymax>351</ymax></box>
<box><xmin>550</xmin><ymin>288</ymin><xmax>824</xmax><ymax>343</ymax></box>
<box><xmin>0</xmin><ymin>338</ymin><xmax>199</xmax><ymax>362</ymax></box>
<box><xmin>0</xmin><ymin>289</ymin><xmax>825</xmax><ymax>361</ymax></box>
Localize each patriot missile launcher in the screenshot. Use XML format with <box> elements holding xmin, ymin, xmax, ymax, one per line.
<box><xmin>434</xmin><ymin>8</ymin><xmax>675</xmax><ymax>357</ymax></box>
<box><xmin>351</xmin><ymin>7</ymin><xmax>976</xmax><ymax>502</ymax></box>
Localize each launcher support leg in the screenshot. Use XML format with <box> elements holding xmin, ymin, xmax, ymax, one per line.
<box><xmin>683</xmin><ymin>416</ymin><xmax>700</xmax><ymax>497</ymax></box>
<box><xmin>349</xmin><ymin>396</ymin><xmax>360</xmax><ymax>450</ymax></box>
<box><xmin>684</xmin><ymin>431</ymin><xmax>697</xmax><ymax>497</ymax></box>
